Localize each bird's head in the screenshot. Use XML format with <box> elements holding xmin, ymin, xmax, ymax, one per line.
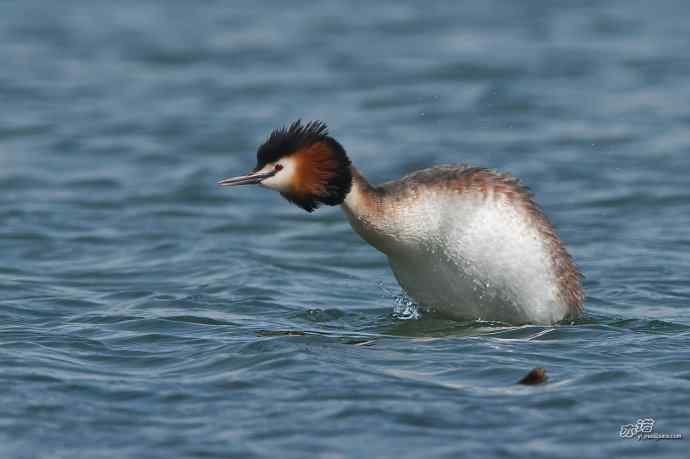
<box><xmin>219</xmin><ymin>120</ymin><xmax>352</xmax><ymax>212</ymax></box>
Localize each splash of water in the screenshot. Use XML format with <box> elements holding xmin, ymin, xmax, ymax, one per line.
<box><xmin>377</xmin><ymin>282</ymin><xmax>421</xmax><ymax>320</ymax></box>
<box><xmin>392</xmin><ymin>293</ymin><xmax>421</xmax><ymax>320</ymax></box>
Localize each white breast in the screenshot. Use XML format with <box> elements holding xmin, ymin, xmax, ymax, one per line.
<box><xmin>384</xmin><ymin>193</ymin><xmax>567</xmax><ymax>324</ymax></box>
<box><xmin>342</xmin><ymin>166</ymin><xmax>577</xmax><ymax>325</ymax></box>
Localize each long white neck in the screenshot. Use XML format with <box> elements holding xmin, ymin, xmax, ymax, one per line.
<box><xmin>341</xmin><ymin>167</ymin><xmax>394</xmax><ymax>253</ymax></box>
<box><xmin>343</xmin><ymin>167</ymin><xmax>373</xmax><ymax>212</ymax></box>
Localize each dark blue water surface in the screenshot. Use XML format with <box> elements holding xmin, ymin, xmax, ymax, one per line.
<box><xmin>1</xmin><ymin>1</ymin><xmax>689</xmax><ymax>458</ymax></box>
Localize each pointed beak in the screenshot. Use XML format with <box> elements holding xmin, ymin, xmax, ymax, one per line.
<box><xmin>217</xmin><ymin>170</ymin><xmax>275</xmax><ymax>187</ymax></box>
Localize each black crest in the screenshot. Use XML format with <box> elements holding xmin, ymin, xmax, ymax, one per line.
<box><xmin>255</xmin><ymin>120</ymin><xmax>352</xmax><ymax>212</ymax></box>
<box><xmin>256</xmin><ymin>120</ymin><xmax>330</xmax><ymax>169</ymax></box>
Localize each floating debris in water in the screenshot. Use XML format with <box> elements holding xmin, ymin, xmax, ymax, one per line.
<box><xmin>518</xmin><ymin>367</ymin><xmax>548</xmax><ymax>385</ymax></box>
<box><xmin>256</xmin><ymin>330</ymin><xmax>306</xmax><ymax>337</ymax></box>
<box><xmin>345</xmin><ymin>338</ymin><xmax>376</xmax><ymax>346</ymax></box>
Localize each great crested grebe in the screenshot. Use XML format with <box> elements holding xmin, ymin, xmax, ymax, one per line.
<box><xmin>219</xmin><ymin>120</ymin><xmax>583</xmax><ymax>325</ymax></box>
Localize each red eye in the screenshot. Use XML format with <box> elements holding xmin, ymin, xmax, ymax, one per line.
<box><xmin>275</xmin><ymin>164</ymin><xmax>284</xmax><ymax>171</ymax></box>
